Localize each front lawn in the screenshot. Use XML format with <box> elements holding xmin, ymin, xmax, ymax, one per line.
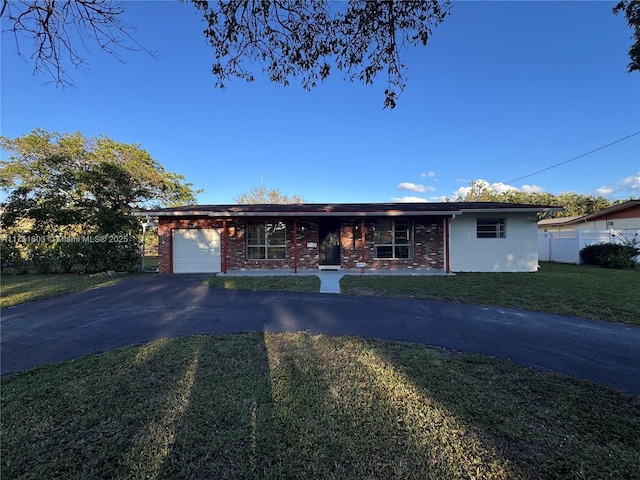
<box><xmin>0</xmin><ymin>273</ymin><xmax>142</xmax><ymax>309</ymax></box>
<box><xmin>204</xmin><ymin>275</ymin><xmax>320</xmax><ymax>293</ymax></box>
<box><xmin>2</xmin><ymin>332</ymin><xmax>638</xmax><ymax>479</ymax></box>
<box><xmin>341</xmin><ymin>262</ymin><xmax>640</xmax><ymax>326</ymax></box>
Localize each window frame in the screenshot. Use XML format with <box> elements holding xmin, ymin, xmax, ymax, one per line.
<box><xmin>373</xmin><ymin>219</ymin><xmax>414</xmax><ymax>259</ymax></box>
<box><xmin>246</xmin><ymin>221</ymin><xmax>287</xmax><ymax>260</ymax></box>
<box><xmin>476</xmin><ymin>218</ymin><xmax>506</xmax><ymax>239</ymax></box>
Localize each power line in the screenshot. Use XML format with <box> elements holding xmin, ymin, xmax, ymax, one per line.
<box><xmin>500</xmin><ymin>130</ymin><xmax>640</xmax><ymax>185</ymax></box>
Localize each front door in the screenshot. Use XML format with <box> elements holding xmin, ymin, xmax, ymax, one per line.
<box><xmin>319</xmin><ymin>221</ymin><xmax>341</xmax><ymax>266</ymax></box>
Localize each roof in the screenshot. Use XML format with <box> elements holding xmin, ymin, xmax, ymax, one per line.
<box><xmin>537</xmin><ymin>200</ymin><xmax>640</xmax><ymax>227</ymax></box>
<box><xmin>134</xmin><ymin>202</ymin><xmax>562</xmax><ymax>218</ymax></box>
<box><xmin>582</xmin><ymin>200</ymin><xmax>640</xmax><ymax>220</ymax></box>
<box><xmin>537</xmin><ymin>215</ymin><xmax>582</xmax><ymax>226</ymax></box>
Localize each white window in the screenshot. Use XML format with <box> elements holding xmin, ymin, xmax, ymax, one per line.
<box><xmin>373</xmin><ymin>219</ymin><xmax>413</xmax><ymax>259</ymax></box>
<box><xmin>247</xmin><ymin>222</ymin><xmax>286</xmax><ymax>259</ymax></box>
<box><xmin>477</xmin><ymin>218</ymin><xmax>506</xmax><ymax>238</ymax></box>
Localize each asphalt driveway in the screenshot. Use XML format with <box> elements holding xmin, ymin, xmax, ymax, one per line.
<box><xmin>2</xmin><ymin>274</ymin><xmax>639</xmax><ymax>395</ymax></box>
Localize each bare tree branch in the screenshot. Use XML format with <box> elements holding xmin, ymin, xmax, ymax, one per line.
<box><xmin>2</xmin><ymin>0</ymin><xmax>156</xmax><ymax>86</ymax></box>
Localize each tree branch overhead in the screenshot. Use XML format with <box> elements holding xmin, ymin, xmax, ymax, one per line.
<box><xmin>189</xmin><ymin>0</ymin><xmax>450</xmax><ymax>108</ymax></box>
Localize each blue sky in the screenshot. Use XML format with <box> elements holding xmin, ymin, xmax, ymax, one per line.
<box><xmin>2</xmin><ymin>1</ymin><xmax>639</xmax><ymax>204</ymax></box>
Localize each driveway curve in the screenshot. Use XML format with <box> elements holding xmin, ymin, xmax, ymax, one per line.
<box><xmin>2</xmin><ymin>274</ymin><xmax>639</xmax><ymax>395</ymax></box>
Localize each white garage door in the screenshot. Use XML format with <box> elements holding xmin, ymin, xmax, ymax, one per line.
<box><xmin>172</xmin><ymin>229</ymin><xmax>221</xmax><ymax>273</ymax></box>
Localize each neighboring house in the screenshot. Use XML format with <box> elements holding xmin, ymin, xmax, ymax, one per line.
<box><xmin>538</xmin><ymin>200</ymin><xmax>640</xmax><ymax>232</ymax></box>
<box><xmin>135</xmin><ymin>202</ymin><xmax>561</xmax><ymax>274</ymax></box>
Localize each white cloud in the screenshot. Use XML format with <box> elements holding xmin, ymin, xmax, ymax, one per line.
<box><xmin>428</xmin><ymin>195</ymin><xmax>452</xmax><ymax>202</ymax></box>
<box><xmin>397</xmin><ymin>182</ymin><xmax>427</xmax><ymax>192</ymax></box>
<box><xmin>420</xmin><ymin>171</ymin><xmax>436</xmax><ymax>178</ymax></box>
<box><xmin>595</xmin><ymin>186</ymin><xmax>614</xmax><ymax>196</ymax></box>
<box><xmin>618</xmin><ymin>172</ymin><xmax>640</xmax><ymax>191</ymax></box>
<box><xmin>492</xmin><ymin>182</ymin><xmax>519</xmax><ymax>194</ymax></box>
<box><xmin>453</xmin><ymin>185</ymin><xmax>473</xmax><ymax>198</ymax></box>
<box><xmin>595</xmin><ymin>172</ymin><xmax>640</xmax><ymax>197</ymax></box>
<box><xmin>453</xmin><ymin>178</ymin><xmax>545</xmax><ymax>199</ymax></box>
<box><xmin>390</xmin><ymin>196</ymin><xmax>429</xmax><ymax>203</ymax></box>
<box><xmin>521</xmin><ymin>184</ymin><xmax>544</xmax><ymax>194</ymax></box>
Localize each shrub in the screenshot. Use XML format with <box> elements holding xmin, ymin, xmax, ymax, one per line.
<box><xmin>54</xmin><ymin>241</ymin><xmax>140</xmax><ymax>274</ymax></box>
<box><xmin>0</xmin><ymin>241</ymin><xmax>29</xmax><ymax>274</ymax></box>
<box><xmin>580</xmin><ymin>243</ymin><xmax>639</xmax><ymax>269</ymax></box>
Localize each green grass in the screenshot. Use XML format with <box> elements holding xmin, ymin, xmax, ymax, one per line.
<box><xmin>2</xmin><ymin>332</ymin><xmax>638</xmax><ymax>479</ymax></box>
<box><xmin>0</xmin><ymin>273</ymin><xmax>143</xmax><ymax>309</ymax></box>
<box><xmin>205</xmin><ymin>275</ymin><xmax>321</xmax><ymax>293</ymax></box>
<box><xmin>341</xmin><ymin>262</ymin><xmax>640</xmax><ymax>326</ymax></box>
<box><xmin>143</xmin><ymin>255</ymin><xmax>158</xmax><ymax>271</ymax></box>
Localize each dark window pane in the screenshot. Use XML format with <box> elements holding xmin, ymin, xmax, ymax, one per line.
<box><xmin>267</xmin><ymin>247</ymin><xmax>286</xmax><ymax>259</ymax></box>
<box><xmin>374</xmin><ymin>245</ymin><xmax>393</xmax><ymax>258</ymax></box>
<box><xmin>394</xmin><ymin>245</ymin><xmax>412</xmax><ymax>258</ymax></box>
<box><xmin>374</xmin><ymin>219</ymin><xmax>393</xmax><ymax>244</ymax></box>
<box><xmin>247</xmin><ymin>246</ymin><xmax>266</xmax><ymax>259</ymax></box>
<box><xmin>394</xmin><ymin>220</ymin><xmax>411</xmax><ymax>243</ymax></box>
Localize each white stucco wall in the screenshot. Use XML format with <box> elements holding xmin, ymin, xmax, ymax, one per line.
<box><xmin>450</xmin><ymin>213</ymin><xmax>539</xmax><ymax>272</ymax></box>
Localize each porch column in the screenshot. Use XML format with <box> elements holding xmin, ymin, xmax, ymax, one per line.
<box><xmin>445</xmin><ymin>217</ymin><xmax>450</xmax><ymax>273</ymax></box>
<box><xmin>361</xmin><ymin>218</ymin><xmax>366</xmax><ymax>262</ymax></box>
<box><xmin>222</xmin><ymin>219</ymin><xmax>227</xmax><ymax>274</ymax></box>
<box><xmin>293</xmin><ymin>218</ymin><xmax>298</xmax><ymax>273</ymax></box>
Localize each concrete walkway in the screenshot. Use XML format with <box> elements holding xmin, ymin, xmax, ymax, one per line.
<box><xmin>218</xmin><ymin>269</ymin><xmax>448</xmax><ymax>294</ymax></box>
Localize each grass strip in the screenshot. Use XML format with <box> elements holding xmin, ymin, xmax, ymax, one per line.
<box><xmin>204</xmin><ymin>275</ymin><xmax>320</xmax><ymax>293</ymax></box>
<box><xmin>2</xmin><ymin>332</ymin><xmax>639</xmax><ymax>479</ymax></box>
<box><xmin>0</xmin><ymin>273</ymin><xmax>142</xmax><ymax>309</ymax></box>
<box><xmin>341</xmin><ymin>262</ymin><xmax>640</xmax><ymax>326</ymax></box>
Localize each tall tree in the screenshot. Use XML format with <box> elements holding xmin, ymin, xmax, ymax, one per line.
<box><xmin>0</xmin><ymin>129</ymin><xmax>199</xmax><ymax>272</ymax></box>
<box><xmin>234</xmin><ymin>185</ymin><xmax>304</xmax><ymax>204</ymax></box>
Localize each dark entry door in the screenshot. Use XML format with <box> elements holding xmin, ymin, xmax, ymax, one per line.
<box><xmin>319</xmin><ymin>221</ymin><xmax>340</xmax><ymax>266</ymax></box>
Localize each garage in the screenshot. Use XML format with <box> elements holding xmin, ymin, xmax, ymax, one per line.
<box><xmin>172</xmin><ymin>229</ymin><xmax>221</xmax><ymax>273</ymax></box>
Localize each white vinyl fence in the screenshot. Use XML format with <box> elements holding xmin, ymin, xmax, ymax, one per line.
<box><xmin>538</xmin><ymin>229</ymin><xmax>640</xmax><ymax>264</ymax></box>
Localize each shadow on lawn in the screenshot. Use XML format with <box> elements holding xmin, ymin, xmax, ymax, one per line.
<box><xmin>151</xmin><ymin>334</ymin><xmax>521</xmax><ymax>479</ymax></box>
<box><xmin>166</xmin><ymin>334</ymin><xmax>637</xmax><ymax>479</ymax></box>
<box><xmin>362</xmin><ymin>339</ymin><xmax>640</xmax><ymax>480</ymax></box>
<box><xmin>3</xmin><ymin>332</ymin><xmax>639</xmax><ymax>479</ymax></box>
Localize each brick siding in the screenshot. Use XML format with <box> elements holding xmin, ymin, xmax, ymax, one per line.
<box><xmin>157</xmin><ymin>217</ymin><xmax>445</xmax><ymax>273</ymax></box>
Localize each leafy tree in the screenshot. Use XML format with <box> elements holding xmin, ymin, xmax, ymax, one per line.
<box><xmin>234</xmin><ymin>185</ymin><xmax>304</xmax><ymax>204</ymax></box>
<box><xmin>0</xmin><ymin>129</ymin><xmax>199</xmax><ymax>272</ymax></box>
<box><xmin>2</xmin><ymin>0</ymin><xmax>450</xmax><ymax>108</ymax></box>
<box><xmin>614</xmin><ymin>0</ymin><xmax>640</xmax><ymax>72</ymax></box>
<box><xmin>455</xmin><ymin>179</ymin><xmax>619</xmax><ymax>219</ymax></box>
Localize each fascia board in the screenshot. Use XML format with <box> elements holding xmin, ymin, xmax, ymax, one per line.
<box><xmin>459</xmin><ymin>207</ymin><xmax>564</xmax><ymax>214</ymax></box>
<box><xmin>133</xmin><ymin>210</ymin><xmax>463</xmax><ymax>217</ymax></box>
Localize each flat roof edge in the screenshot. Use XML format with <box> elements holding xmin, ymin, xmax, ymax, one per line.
<box><xmin>133</xmin><ymin>210</ymin><xmax>465</xmax><ymax>217</ymax></box>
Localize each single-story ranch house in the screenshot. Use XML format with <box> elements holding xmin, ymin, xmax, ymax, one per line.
<box><xmin>135</xmin><ymin>202</ymin><xmax>562</xmax><ymax>274</ymax></box>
